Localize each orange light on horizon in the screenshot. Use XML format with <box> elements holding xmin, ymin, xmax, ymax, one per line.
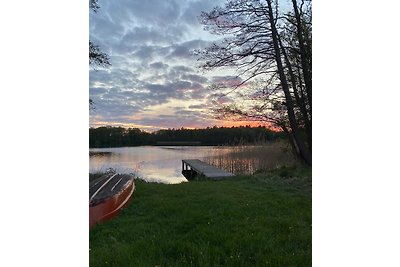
<box><xmin>220</xmin><ymin>121</ymin><xmax>282</xmax><ymax>132</ymax></box>
<box><xmin>90</xmin><ymin>120</ymin><xmax>283</xmax><ymax>132</ymax></box>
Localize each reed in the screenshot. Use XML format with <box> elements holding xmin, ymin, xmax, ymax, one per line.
<box><xmin>205</xmin><ymin>140</ymin><xmax>299</xmax><ymax>174</ymax></box>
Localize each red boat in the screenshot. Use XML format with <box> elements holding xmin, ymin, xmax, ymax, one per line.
<box><xmin>89</xmin><ymin>173</ymin><xmax>135</xmax><ymax>229</ymax></box>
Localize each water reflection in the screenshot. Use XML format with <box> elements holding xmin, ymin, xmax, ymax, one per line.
<box><xmin>89</xmin><ymin>151</ymin><xmax>112</xmax><ymax>157</ymax></box>
<box><xmin>89</xmin><ymin>145</ymin><xmax>295</xmax><ymax>184</ymax></box>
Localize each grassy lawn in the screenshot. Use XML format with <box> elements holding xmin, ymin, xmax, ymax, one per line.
<box><xmin>89</xmin><ymin>167</ymin><xmax>311</xmax><ymax>267</ymax></box>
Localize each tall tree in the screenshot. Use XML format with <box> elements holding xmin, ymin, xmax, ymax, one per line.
<box><xmin>265</xmin><ymin>0</ymin><xmax>311</xmax><ymax>165</ymax></box>
<box><xmin>290</xmin><ymin>0</ymin><xmax>312</xmax><ymax>111</ymax></box>
<box><xmin>278</xmin><ymin>1</ymin><xmax>312</xmax><ymax>150</ymax></box>
<box><xmin>198</xmin><ymin>0</ymin><xmax>312</xmax><ymax>165</ymax></box>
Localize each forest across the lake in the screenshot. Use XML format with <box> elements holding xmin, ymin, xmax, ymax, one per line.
<box><xmin>89</xmin><ymin>125</ymin><xmax>286</xmax><ymax>148</ymax></box>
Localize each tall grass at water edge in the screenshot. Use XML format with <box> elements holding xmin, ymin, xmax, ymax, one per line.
<box><xmin>205</xmin><ymin>140</ymin><xmax>298</xmax><ymax>174</ymax></box>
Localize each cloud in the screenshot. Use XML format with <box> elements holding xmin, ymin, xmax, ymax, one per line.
<box><xmin>169</xmin><ymin>45</ymin><xmax>191</xmax><ymax>59</ymax></box>
<box><xmin>89</xmin><ymin>87</ymin><xmax>108</xmax><ymax>95</ymax></box>
<box><xmin>120</xmin><ymin>0</ymin><xmax>181</xmax><ymax>27</ymax></box>
<box><xmin>180</xmin><ymin>0</ymin><xmax>223</xmax><ymax>25</ymax></box>
<box><xmin>90</xmin><ymin>0</ymin><xmax>231</xmax><ymax>130</ymax></box>
<box><xmin>212</xmin><ymin>75</ymin><xmax>243</xmax><ymax>86</ymax></box>
<box><xmin>188</xmin><ymin>104</ymin><xmax>209</xmax><ymax>109</ymax></box>
<box><xmin>132</xmin><ymin>113</ymin><xmax>217</xmax><ymax>130</ymax></box>
<box><xmin>120</xmin><ymin>26</ymin><xmax>186</xmax><ymax>47</ymax></box>
<box><xmin>149</xmin><ymin>62</ymin><xmax>169</xmax><ymax>70</ymax></box>
<box><xmin>166</xmin><ymin>40</ymin><xmax>213</xmax><ymax>62</ymax></box>
<box><xmin>181</xmin><ymin>73</ymin><xmax>208</xmax><ymax>83</ymax></box>
<box><xmin>171</xmin><ymin>65</ymin><xmax>194</xmax><ymax>73</ymax></box>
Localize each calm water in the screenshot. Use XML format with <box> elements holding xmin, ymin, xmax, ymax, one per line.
<box><xmin>89</xmin><ymin>145</ymin><xmax>294</xmax><ymax>184</ymax></box>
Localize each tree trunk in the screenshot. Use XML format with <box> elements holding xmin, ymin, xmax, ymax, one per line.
<box><xmin>291</xmin><ymin>0</ymin><xmax>312</xmax><ymax>113</ymax></box>
<box><xmin>281</xmin><ymin>125</ymin><xmax>300</xmax><ymax>159</ymax></box>
<box><xmin>278</xmin><ymin>34</ymin><xmax>312</xmax><ymax>150</ymax></box>
<box><xmin>266</xmin><ymin>0</ymin><xmax>311</xmax><ymax>165</ymax></box>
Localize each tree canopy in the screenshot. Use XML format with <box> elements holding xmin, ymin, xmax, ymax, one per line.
<box><xmin>89</xmin><ymin>0</ymin><xmax>110</xmax><ymax>68</ymax></box>
<box><xmin>89</xmin><ymin>0</ymin><xmax>110</xmax><ymax>109</ymax></box>
<box><xmin>197</xmin><ymin>0</ymin><xmax>312</xmax><ymax>165</ymax></box>
<box><xmin>89</xmin><ymin>41</ymin><xmax>111</xmax><ymax>67</ymax></box>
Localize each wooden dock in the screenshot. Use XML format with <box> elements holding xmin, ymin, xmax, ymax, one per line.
<box><xmin>182</xmin><ymin>159</ymin><xmax>235</xmax><ymax>180</ymax></box>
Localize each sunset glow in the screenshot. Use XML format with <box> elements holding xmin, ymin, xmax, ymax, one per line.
<box><xmin>89</xmin><ymin>0</ymin><xmax>269</xmax><ymax>131</ymax></box>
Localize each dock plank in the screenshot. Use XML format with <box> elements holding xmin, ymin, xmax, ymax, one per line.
<box><xmin>182</xmin><ymin>159</ymin><xmax>235</xmax><ymax>180</ymax></box>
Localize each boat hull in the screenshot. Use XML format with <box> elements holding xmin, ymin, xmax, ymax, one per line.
<box><xmin>89</xmin><ymin>174</ymin><xmax>135</xmax><ymax>229</ymax></box>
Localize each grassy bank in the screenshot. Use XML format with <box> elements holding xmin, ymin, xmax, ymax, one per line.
<box><xmin>89</xmin><ymin>167</ymin><xmax>311</xmax><ymax>266</ymax></box>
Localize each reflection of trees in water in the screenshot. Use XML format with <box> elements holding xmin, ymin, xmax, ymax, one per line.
<box><xmin>89</xmin><ymin>151</ymin><xmax>112</xmax><ymax>157</ymax></box>
<box><xmin>204</xmin><ymin>143</ymin><xmax>296</xmax><ymax>174</ymax></box>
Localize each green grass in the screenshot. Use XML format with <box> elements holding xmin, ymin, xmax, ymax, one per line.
<box><xmin>89</xmin><ymin>167</ymin><xmax>311</xmax><ymax>267</ymax></box>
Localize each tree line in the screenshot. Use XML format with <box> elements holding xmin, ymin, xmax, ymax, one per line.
<box><xmin>89</xmin><ymin>126</ymin><xmax>283</xmax><ymax>148</ymax></box>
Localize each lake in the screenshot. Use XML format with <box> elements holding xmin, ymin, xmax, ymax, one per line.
<box><xmin>89</xmin><ymin>144</ymin><xmax>294</xmax><ymax>184</ymax></box>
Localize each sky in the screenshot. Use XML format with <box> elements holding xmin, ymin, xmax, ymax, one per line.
<box><xmin>89</xmin><ymin>0</ymin><xmax>265</xmax><ymax>131</ymax></box>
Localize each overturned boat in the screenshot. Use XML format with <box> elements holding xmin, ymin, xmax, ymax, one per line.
<box><xmin>89</xmin><ymin>173</ymin><xmax>135</xmax><ymax>229</ymax></box>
